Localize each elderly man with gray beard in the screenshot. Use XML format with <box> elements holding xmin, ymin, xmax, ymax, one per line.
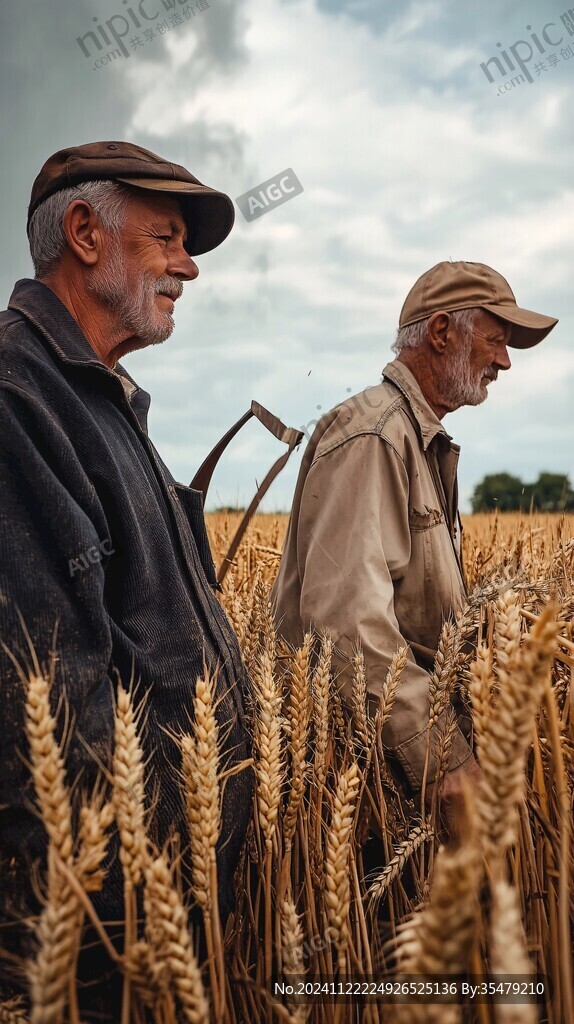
<box><xmin>272</xmin><ymin>261</ymin><xmax>557</xmax><ymax>832</ymax></box>
<box><xmin>0</xmin><ymin>143</ymin><xmax>253</xmax><ymax>1018</ymax></box>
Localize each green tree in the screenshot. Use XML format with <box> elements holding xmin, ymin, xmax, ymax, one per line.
<box><xmin>471</xmin><ymin>471</ymin><xmax>574</xmax><ymax>512</ymax></box>
<box><xmin>529</xmin><ymin>472</ymin><xmax>574</xmax><ymax>512</ymax></box>
<box><xmin>470</xmin><ymin>472</ymin><xmax>527</xmax><ymax>513</ymax></box>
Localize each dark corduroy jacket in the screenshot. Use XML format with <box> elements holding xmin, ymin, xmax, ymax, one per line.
<box><xmin>0</xmin><ymin>279</ymin><xmax>253</xmax><ymax>977</ymax></box>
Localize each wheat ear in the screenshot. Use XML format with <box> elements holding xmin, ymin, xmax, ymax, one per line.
<box><xmin>468</xmin><ymin>645</ymin><xmax>493</xmax><ymax>759</ymax></box>
<box><xmin>489</xmin><ymin>879</ymin><xmax>537</xmax><ymax>1024</ymax></box>
<box><xmin>428</xmin><ymin>622</ymin><xmax>458</xmax><ymax>726</ymax></box>
<box><xmin>253</xmin><ymin>637</ymin><xmax>284</xmax><ymax>850</ymax></box>
<box><xmin>378</xmin><ymin>645</ymin><xmax>409</xmax><ymax>728</ymax></box>
<box><xmin>283</xmin><ymin>636</ymin><xmax>312</xmax><ymax>851</ymax></box>
<box><xmin>393</xmin><ymin>801</ymin><xmax>482</xmax><ymax>1024</ymax></box>
<box><xmin>324</xmin><ymin>762</ymin><xmax>360</xmax><ymax>958</ymax></box>
<box><xmin>367</xmin><ymin>822</ymin><xmax>433</xmax><ymax>905</ymax></box>
<box><xmin>477</xmin><ymin>604</ymin><xmax>559</xmax><ymax>859</ymax></box>
<box><xmin>0</xmin><ymin>998</ymin><xmax>29</xmax><ymax>1023</ymax></box>
<box><xmin>280</xmin><ymin>897</ymin><xmax>309</xmax><ymax>1022</ymax></box>
<box><xmin>181</xmin><ymin>669</ymin><xmax>224</xmax><ymax>1018</ymax></box>
<box><xmin>25</xmin><ymin>673</ymin><xmax>82</xmax><ymax>1024</ymax></box>
<box><xmin>25</xmin><ymin>673</ymin><xmax>73</xmax><ymax>865</ymax></box>
<box><xmin>351</xmin><ymin>647</ymin><xmax>372</xmax><ymax>754</ymax></box>
<box><xmin>312</xmin><ymin>633</ymin><xmax>333</xmax><ymax>790</ymax></box>
<box><xmin>113</xmin><ymin>683</ymin><xmax>147</xmax><ymax>1024</ymax></box>
<box><xmin>123</xmin><ymin>939</ymin><xmax>171</xmax><ymax>1013</ymax></box>
<box><xmin>144</xmin><ymin>855</ymin><xmax>210</xmax><ymax>1024</ymax></box>
<box><xmin>494</xmin><ymin>589</ymin><xmax>522</xmax><ymax>674</ymax></box>
<box><xmin>112</xmin><ymin>684</ymin><xmax>147</xmax><ymax>889</ymax></box>
<box><xmin>75</xmin><ymin>799</ymin><xmax>114</xmax><ymax>892</ymax></box>
<box><xmin>181</xmin><ymin>672</ymin><xmax>221</xmax><ymax>912</ymax></box>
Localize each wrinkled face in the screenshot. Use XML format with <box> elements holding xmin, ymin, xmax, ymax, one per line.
<box><xmin>442</xmin><ymin>310</ymin><xmax>512</xmax><ymax>409</ymax></box>
<box><xmin>86</xmin><ymin>191</ymin><xmax>198</xmax><ymax>346</ymax></box>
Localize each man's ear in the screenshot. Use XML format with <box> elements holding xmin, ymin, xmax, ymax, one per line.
<box><xmin>62</xmin><ymin>200</ymin><xmax>103</xmax><ymax>267</ymax></box>
<box><xmin>426</xmin><ymin>310</ymin><xmax>451</xmax><ymax>354</ymax></box>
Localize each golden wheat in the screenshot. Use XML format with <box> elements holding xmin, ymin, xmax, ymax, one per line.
<box><xmin>144</xmin><ymin>854</ymin><xmax>209</xmax><ymax>1023</ymax></box>
<box><xmin>113</xmin><ymin>684</ymin><xmax>147</xmax><ymax>890</ymax></box>
<box><xmin>324</xmin><ymin>762</ymin><xmax>360</xmax><ymax>958</ymax></box>
<box><xmin>2</xmin><ymin>511</ymin><xmax>572</xmax><ymax>1024</ymax></box>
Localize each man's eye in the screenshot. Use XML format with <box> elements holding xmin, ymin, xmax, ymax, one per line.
<box><xmin>156</xmin><ymin>234</ymin><xmax>172</xmax><ymax>242</ymax></box>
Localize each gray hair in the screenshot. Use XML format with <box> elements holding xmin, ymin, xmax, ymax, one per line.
<box><xmin>392</xmin><ymin>307</ymin><xmax>481</xmax><ymax>355</ymax></box>
<box><xmin>28</xmin><ymin>180</ymin><xmax>131</xmax><ymax>279</ymax></box>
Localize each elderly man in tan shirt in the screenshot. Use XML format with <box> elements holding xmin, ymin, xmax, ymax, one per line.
<box><xmin>272</xmin><ymin>261</ymin><xmax>557</xmax><ymax>828</ymax></box>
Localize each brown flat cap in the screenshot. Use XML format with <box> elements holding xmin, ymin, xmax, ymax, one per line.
<box><xmin>28</xmin><ymin>141</ymin><xmax>235</xmax><ymax>256</ymax></box>
<box><xmin>400</xmin><ymin>261</ymin><xmax>558</xmax><ymax>349</ymax></box>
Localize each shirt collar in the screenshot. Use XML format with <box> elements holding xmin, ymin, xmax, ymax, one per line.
<box><xmin>8</xmin><ymin>278</ymin><xmax>151</xmax><ymax>431</ymax></box>
<box><xmin>382</xmin><ymin>358</ymin><xmax>453</xmax><ymax>451</ymax></box>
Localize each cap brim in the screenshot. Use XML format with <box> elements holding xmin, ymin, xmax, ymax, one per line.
<box><xmin>482</xmin><ymin>303</ymin><xmax>558</xmax><ymax>349</ymax></box>
<box><xmin>116</xmin><ymin>176</ymin><xmax>235</xmax><ymax>256</ymax></box>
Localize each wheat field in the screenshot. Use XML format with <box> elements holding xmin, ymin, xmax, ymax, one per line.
<box><xmin>1</xmin><ymin>512</ymin><xmax>572</xmax><ymax>1023</ymax></box>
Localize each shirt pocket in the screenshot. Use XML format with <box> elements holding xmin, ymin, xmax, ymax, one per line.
<box><xmin>407</xmin><ymin>506</ymin><xmax>453</xmax><ymax>647</ymax></box>
<box><xmin>408</xmin><ymin>505</ymin><xmax>445</xmax><ymax>531</ymax></box>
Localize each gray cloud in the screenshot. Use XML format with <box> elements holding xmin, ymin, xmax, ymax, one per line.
<box><xmin>1</xmin><ymin>0</ymin><xmax>572</xmax><ymax>513</ymax></box>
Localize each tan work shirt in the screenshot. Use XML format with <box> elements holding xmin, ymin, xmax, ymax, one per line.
<box><xmin>271</xmin><ymin>359</ymin><xmax>473</xmax><ymax>789</ymax></box>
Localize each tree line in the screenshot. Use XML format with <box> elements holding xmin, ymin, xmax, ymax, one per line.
<box><xmin>471</xmin><ymin>472</ymin><xmax>574</xmax><ymax>513</ymax></box>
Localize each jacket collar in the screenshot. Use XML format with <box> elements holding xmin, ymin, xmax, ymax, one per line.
<box><xmin>8</xmin><ymin>278</ymin><xmax>151</xmax><ymax>431</ymax></box>
<box><xmin>382</xmin><ymin>359</ymin><xmax>453</xmax><ymax>452</ymax></box>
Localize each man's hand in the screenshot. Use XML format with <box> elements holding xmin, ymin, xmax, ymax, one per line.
<box><xmin>425</xmin><ymin>755</ymin><xmax>483</xmax><ymax>840</ymax></box>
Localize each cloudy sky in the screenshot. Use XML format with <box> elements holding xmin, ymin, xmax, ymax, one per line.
<box><xmin>1</xmin><ymin>0</ymin><xmax>572</xmax><ymax>511</ymax></box>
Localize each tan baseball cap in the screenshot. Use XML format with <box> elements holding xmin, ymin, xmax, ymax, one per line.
<box><xmin>27</xmin><ymin>141</ymin><xmax>235</xmax><ymax>257</ymax></box>
<box><xmin>399</xmin><ymin>261</ymin><xmax>558</xmax><ymax>349</ymax></box>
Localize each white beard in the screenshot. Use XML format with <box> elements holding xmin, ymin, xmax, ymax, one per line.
<box><xmin>87</xmin><ymin>237</ymin><xmax>183</xmax><ymax>346</ymax></box>
<box><xmin>442</xmin><ymin>337</ymin><xmax>497</xmax><ymax>409</ymax></box>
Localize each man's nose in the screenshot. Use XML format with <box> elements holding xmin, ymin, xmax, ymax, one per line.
<box><xmin>169</xmin><ymin>247</ymin><xmax>199</xmax><ymax>282</ymax></box>
<box><xmin>495</xmin><ymin>344</ymin><xmax>512</xmax><ymax>371</ymax></box>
